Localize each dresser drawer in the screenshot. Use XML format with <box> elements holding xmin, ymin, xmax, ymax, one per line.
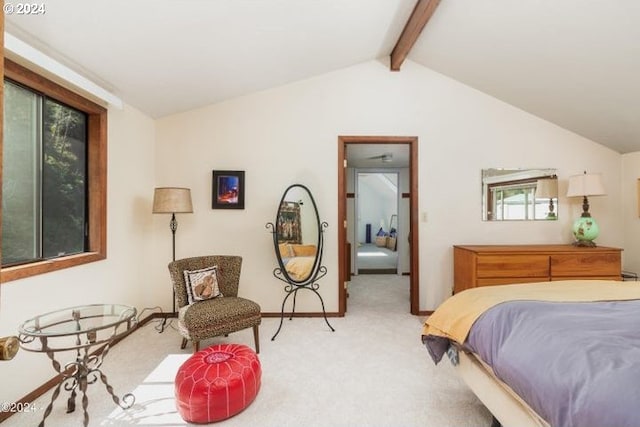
<box><xmin>478</xmin><ymin>277</ymin><xmax>551</xmax><ymax>286</ymax></box>
<box><xmin>476</xmin><ymin>255</ymin><xmax>549</xmax><ymax>278</ymax></box>
<box><xmin>551</xmin><ymin>276</ymin><xmax>621</xmax><ymax>282</ymax></box>
<box><xmin>550</xmin><ymin>253</ymin><xmax>621</xmax><ymax>277</ymax></box>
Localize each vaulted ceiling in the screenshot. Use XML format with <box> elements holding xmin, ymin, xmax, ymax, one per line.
<box><xmin>5</xmin><ymin>0</ymin><xmax>639</xmax><ymax>153</ymax></box>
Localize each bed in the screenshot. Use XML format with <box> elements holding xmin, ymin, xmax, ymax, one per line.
<box><xmin>422</xmin><ymin>280</ymin><xmax>640</xmax><ymax>427</ymax></box>
<box><xmin>278</xmin><ymin>243</ymin><xmax>317</xmax><ymax>281</ymax></box>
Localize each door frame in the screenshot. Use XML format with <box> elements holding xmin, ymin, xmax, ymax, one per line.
<box><xmin>337</xmin><ymin>136</ymin><xmax>419</xmax><ymax>315</ymax></box>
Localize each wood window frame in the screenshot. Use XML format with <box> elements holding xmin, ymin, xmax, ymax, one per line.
<box><xmin>486</xmin><ymin>177</ymin><xmax>538</xmax><ymax>221</ymax></box>
<box><xmin>1</xmin><ymin>59</ymin><xmax>107</xmax><ymax>283</ymax></box>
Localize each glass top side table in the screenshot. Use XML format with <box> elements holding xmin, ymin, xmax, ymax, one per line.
<box><xmin>19</xmin><ymin>304</ymin><xmax>138</xmax><ymax>427</ymax></box>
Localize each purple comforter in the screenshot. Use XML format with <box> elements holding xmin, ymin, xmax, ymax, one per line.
<box><xmin>466</xmin><ymin>300</ymin><xmax>640</xmax><ymax>427</ymax></box>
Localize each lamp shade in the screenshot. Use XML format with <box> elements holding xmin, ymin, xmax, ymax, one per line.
<box><xmin>566</xmin><ymin>173</ymin><xmax>605</xmax><ymax>197</ymax></box>
<box><xmin>536</xmin><ymin>178</ymin><xmax>558</xmax><ymax>199</ymax></box>
<box><xmin>152</xmin><ymin>187</ymin><xmax>193</xmax><ymax>213</ymax></box>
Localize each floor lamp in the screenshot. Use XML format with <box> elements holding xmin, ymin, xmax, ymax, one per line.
<box><xmin>153</xmin><ymin>187</ymin><xmax>193</xmax><ymax>318</ymax></box>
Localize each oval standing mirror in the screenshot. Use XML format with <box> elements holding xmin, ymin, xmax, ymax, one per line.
<box><xmin>266</xmin><ymin>184</ymin><xmax>334</xmax><ymax>340</ymax></box>
<box><xmin>274</xmin><ymin>184</ymin><xmax>321</xmax><ymax>283</ymax></box>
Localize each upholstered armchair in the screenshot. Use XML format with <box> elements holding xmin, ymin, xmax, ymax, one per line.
<box><xmin>168</xmin><ymin>255</ymin><xmax>261</xmax><ymax>353</ymax></box>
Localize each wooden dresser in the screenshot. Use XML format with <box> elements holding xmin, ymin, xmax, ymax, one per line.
<box><xmin>453</xmin><ymin>244</ymin><xmax>622</xmax><ymax>294</ymax></box>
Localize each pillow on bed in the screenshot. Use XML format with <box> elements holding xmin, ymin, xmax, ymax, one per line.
<box><xmin>279</xmin><ymin>243</ymin><xmax>293</xmax><ymax>258</ymax></box>
<box><xmin>183</xmin><ymin>266</ymin><xmax>223</xmax><ymax>305</ymax></box>
<box><xmin>291</xmin><ymin>244</ymin><xmax>317</xmax><ymax>257</ymax></box>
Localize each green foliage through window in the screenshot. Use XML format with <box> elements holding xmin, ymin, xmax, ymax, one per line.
<box><xmin>2</xmin><ymin>80</ymin><xmax>88</xmax><ymax>265</ymax></box>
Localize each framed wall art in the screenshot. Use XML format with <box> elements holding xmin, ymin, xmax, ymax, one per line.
<box><xmin>212</xmin><ymin>170</ymin><xmax>245</xmax><ymax>209</ymax></box>
<box><xmin>276</xmin><ymin>201</ymin><xmax>301</xmax><ymax>244</ymax></box>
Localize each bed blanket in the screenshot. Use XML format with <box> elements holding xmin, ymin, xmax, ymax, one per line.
<box><xmin>422</xmin><ymin>280</ymin><xmax>640</xmax><ymax>349</ymax></box>
<box><xmin>467</xmin><ymin>299</ymin><xmax>640</xmax><ymax>427</ymax></box>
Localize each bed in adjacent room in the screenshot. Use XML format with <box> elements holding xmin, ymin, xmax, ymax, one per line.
<box><xmin>278</xmin><ymin>243</ymin><xmax>317</xmax><ymax>281</ymax></box>
<box><xmin>422</xmin><ymin>280</ymin><xmax>640</xmax><ymax>427</ymax></box>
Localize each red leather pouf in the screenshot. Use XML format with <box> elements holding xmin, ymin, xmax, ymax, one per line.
<box><xmin>175</xmin><ymin>343</ymin><xmax>262</xmax><ymax>423</ymax></box>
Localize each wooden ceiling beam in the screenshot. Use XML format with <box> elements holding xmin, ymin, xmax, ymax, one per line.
<box><xmin>390</xmin><ymin>0</ymin><xmax>441</xmax><ymax>71</ymax></box>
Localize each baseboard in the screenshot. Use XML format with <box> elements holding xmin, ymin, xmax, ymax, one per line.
<box><xmin>261</xmin><ymin>312</ymin><xmax>342</xmax><ymax>318</ymax></box>
<box><xmin>357</xmin><ymin>268</ymin><xmax>397</xmax><ymax>274</ymax></box>
<box><xmin>156</xmin><ymin>311</ymin><xmax>178</xmax><ymax>319</ymax></box>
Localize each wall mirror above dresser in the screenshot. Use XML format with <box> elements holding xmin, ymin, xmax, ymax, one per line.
<box><xmin>482</xmin><ymin>168</ymin><xmax>558</xmax><ymax>221</ymax></box>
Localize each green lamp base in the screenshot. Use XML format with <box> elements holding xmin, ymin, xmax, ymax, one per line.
<box><xmin>572</xmin><ymin>239</ymin><xmax>597</xmax><ymax>247</ymax></box>
<box><xmin>572</xmin><ymin>216</ymin><xmax>599</xmax><ymax>247</ymax></box>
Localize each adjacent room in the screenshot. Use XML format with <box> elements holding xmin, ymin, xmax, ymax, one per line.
<box><xmin>355</xmin><ymin>172</ymin><xmax>400</xmax><ymax>274</ymax></box>
<box><xmin>1</xmin><ymin>1</ymin><xmax>639</xmax><ymax>426</ymax></box>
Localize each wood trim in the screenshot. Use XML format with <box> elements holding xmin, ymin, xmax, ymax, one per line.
<box><xmin>390</xmin><ymin>0</ymin><xmax>441</xmax><ymax>71</ymax></box>
<box><xmin>338</xmin><ymin>136</ymin><xmax>420</xmax><ymax>315</ymax></box>
<box><xmin>1</xmin><ymin>253</ymin><xmax>105</xmax><ymax>282</ymax></box>
<box><xmin>4</xmin><ymin>60</ymin><xmax>105</xmax><ymax>114</ymax></box>
<box><xmin>338</xmin><ymin>140</ymin><xmax>347</xmax><ymax>314</ymax></box>
<box><xmin>637</xmin><ymin>178</ymin><xmax>640</xmax><ymax>218</ymax></box>
<box><xmin>409</xmin><ymin>137</ymin><xmax>420</xmax><ymax>314</ymax></box>
<box><xmin>1</xmin><ymin>59</ymin><xmax>108</xmax><ymax>283</ymax></box>
<box><xmin>260</xmin><ymin>312</ymin><xmax>341</xmax><ymax>318</ymax></box>
<box><xmin>88</xmin><ymin>110</ymin><xmax>108</xmax><ymax>255</ymax></box>
<box><xmin>1</xmin><ymin>1</ymin><xmax>4</xmax><ymax>271</ymax></box>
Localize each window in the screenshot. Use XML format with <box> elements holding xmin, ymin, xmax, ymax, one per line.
<box><xmin>3</xmin><ymin>80</ymin><xmax>87</xmax><ymax>265</ymax></box>
<box><xmin>488</xmin><ymin>180</ymin><xmax>549</xmax><ymax>221</ymax></box>
<box><xmin>1</xmin><ymin>59</ymin><xmax>107</xmax><ymax>282</ymax></box>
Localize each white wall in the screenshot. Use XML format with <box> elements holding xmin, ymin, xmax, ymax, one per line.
<box><xmin>622</xmin><ymin>152</ymin><xmax>640</xmax><ymax>273</ymax></box>
<box><xmin>357</xmin><ymin>173</ymin><xmax>397</xmax><ymax>243</ymax></box>
<box><xmin>155</xmin><ymin>58</ymin><xmax>624</xmax><ymax>315</ymax></box>
<box><xmin>0</xmin><ymin>103</ymin><xmax>157</xmax><ymax>405</ymax></box>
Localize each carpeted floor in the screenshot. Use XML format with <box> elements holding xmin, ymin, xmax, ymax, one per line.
<box><xmin>356</xmin><ymin>244</ymin><xmax>398</xmax><ymax>273</ymax></box>
<box><xmin>5</xmin><ymin>275</ymin><xmax>491</xmax><ymax>427</ymax></box>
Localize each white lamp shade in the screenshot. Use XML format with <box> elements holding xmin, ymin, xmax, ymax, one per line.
<box><xmin>566</xmin><ymin>173</ymin><xmax>606</xmax><ymax>197</ymax></box>
<box><xmin>152</xmin><ymin>187</ymin><xmax>193</xmax><ymax>213</ymax></box>
<box><xmin>536</xmin><ymin>178</ymin><xmax>558</xmax><ymax>199</ymax></box>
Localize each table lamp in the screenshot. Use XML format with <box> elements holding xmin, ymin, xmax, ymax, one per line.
<box><xmin>535</xmin><ymin>177</ymin><xmax>558</xmax><ymax>219</ymax></box>
<box><xmin>566</xmin><ymin>172</ymin><xmax>605</xmax><ymax>247</ymax></box>
<box><xmin>153</xmin><ymin>187</ymin><xmax>193</xmax><ymax>314</ymax></box>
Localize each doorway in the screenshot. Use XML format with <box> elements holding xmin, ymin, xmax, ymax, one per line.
<box><xmin>355</xmin><ymin>171</ymin><xmax>400</xmax><ymax>275</ymax></box>
<box><xmin>337</xmin><ymin>136</ymin><xmax>419</xmax><ymax>315</ymax></box>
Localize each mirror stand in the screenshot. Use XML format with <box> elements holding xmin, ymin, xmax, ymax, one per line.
<box><xmin>266</xmin><ymin>220</ymin><xmax>335</xmax><ymax>340</ymax></box>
